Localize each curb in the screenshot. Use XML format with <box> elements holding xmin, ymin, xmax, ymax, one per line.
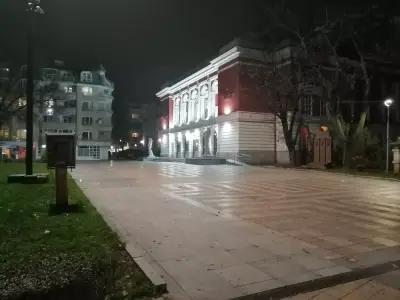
<box><xmin>70</xmin><ymin>176</ymin><xmax>168</xmax><ymax>297</ymax></box>
<box><xmin>126</xmin><ymin>243</ymin><xmax>167</xmax><ymax>295</ymax></box>
<box><xmin>232</xmin><ymin>259</ymin><xmax>400</xmax><ymax>300</ymax></box>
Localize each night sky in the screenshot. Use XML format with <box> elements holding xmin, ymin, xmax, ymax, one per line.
<box><xmin>0</xmin><ymin>0</ymin><xmax>269</xmax><ymax>105</ymax></box>
<box><xmin>1</xmin><ymin>0</ymin><xmax>397</xmax><ymax>111</ymax></box>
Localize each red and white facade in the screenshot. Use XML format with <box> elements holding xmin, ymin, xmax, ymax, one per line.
<box><xmin>156</xmin><ymin>43</ymin><xmax>290</xmax><ymax>164</ymax></box>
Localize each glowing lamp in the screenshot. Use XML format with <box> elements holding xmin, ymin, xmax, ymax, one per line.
<box><xmin>224</xmin><ymin>105</ymin><xmax>232</xmax><ymax>115</ymax></box>
<box><xmin>384</xmin><ymin>98</ymin><xmax>393</xmax><ymax>107</ymax></box>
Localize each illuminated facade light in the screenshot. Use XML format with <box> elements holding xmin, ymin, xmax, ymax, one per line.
<box><xmin>224</xmin><ymin>105</ymin><xmax>232</xmax><ymax>115</ymax></box>
<box><xmin>222</xmin><ymin>122</ymin><xmax>232</xmax><ymax>133</ymax></box>
<box><xmin>46</xmin><ymin>108</ymin><xmax>54</xmax><ymax>116</ymax></box>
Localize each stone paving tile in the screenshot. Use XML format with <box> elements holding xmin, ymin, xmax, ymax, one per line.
<box><xmin>292</xmin><ymin>253</ymin><xmax>337</xmax><ymax>271</ymax></box>
<box><xmin>215</xmin><ymin>264</ymin><xmax>272</xmax><ymax>287</ymax></box>
<box><xmin>225</xmin><ymin>245</ymin><xmax>275</xmax><ymax>264</ymax></box>
<box><xmin>282</xmin><ymin>272</ymin><xmax>322</xmax><ymax>285</ymax></box>
<box><xmin>315</xmin><ymin>265</ymin><xmax>352</xmax><ymax>276</ymax></box>
<box><xmin>253</xmin><ymin>256</ymin><xmax>311</xmax><ymax>280</ymax></box>
<box><xmin>159</xmin><ymin>258</ymin><xmax>236</xmax><ymax>295</ymax></box>
<box><xmin>238</xmin><ymin>279</ymin><xmax>283</xmax><ymax>296</ymax></box>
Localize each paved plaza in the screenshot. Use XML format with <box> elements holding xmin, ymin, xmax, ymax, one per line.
<box><xmin>71</xmin><ymin>161</ymin><xmax>400</xmax><ymax>299</ymax></box>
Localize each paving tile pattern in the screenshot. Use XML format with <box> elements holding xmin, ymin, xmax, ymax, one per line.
<box><xmin>72</xmin><ymin>162</ymin><xmax>400</xmax><ymax>299</ymax></box>
<box><xmin>162</xmin><ymin>167</ymin><xmax>400</xmax><ymax>265</ymax></box>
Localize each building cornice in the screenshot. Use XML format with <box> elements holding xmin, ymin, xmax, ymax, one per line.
<box><xmin>156</xmin><ymin>46</ymin><xmax>265</xmax><ymax>99</ymax></box>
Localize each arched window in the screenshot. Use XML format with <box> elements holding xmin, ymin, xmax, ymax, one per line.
<box><xmin>200</xmin><ymin>85</ymin><xmax>209</xmax><ymax>119</ymax></box>
<box><xmin>191</xmin><ymin>89</ymin><xmax>199</xmax><ymax>122</ymax></box>
<box><xmin>211</xmin><ymin>80</ymin><xmax>218</xmax><ymax>117</ymax></box>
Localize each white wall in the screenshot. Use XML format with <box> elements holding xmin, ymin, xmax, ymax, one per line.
<box><xmin>218</xmin><ymin>121</ymin><xmax>239</xmax><ymax>153</ymax></box>
<box><xmin>238</xmin><ymin>122</ymin><xmax>275</xmax><ymax>151</ymax></box>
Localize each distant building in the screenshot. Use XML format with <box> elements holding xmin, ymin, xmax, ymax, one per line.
<box><xmin>127</xmin><ymin>102</ymin><xmax>159</xmax><ymax>150</ymax></box>
<box><xmin>0</xmin><ymin>63</ymin><xmax>114</xmax><ymax>160</ymax></box>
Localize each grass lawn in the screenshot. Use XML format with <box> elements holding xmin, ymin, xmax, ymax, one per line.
<box><xmin>0</xmin><ymin>162</ymin><xmax>157</xmax><ymax>300</ymax></box>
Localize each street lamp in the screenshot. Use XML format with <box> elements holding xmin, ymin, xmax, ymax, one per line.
<box><xmin>384</xmin><ymin>98</ymin><xmax>393</xmax><ymax>174</ymax></box>
<box><xmin>25</xmin><ymin>0</ymin><xmax>44</xmax><ymax>176</ymax></box>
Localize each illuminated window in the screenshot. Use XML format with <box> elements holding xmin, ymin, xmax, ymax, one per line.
<box><xmin>82</xmin><ymin>117</ymin><xmax>93</xmax><ymax>126</ymax></box>
<box><xmin>46</xmin><ymin>108</ymin><xmax>54</xmax><ymax>116</ymax></box>
<box><xmin>18</xmin><ymin>98</ymin><xmax>26</xmax><ymax>107</ymax></box>
<box><xmin>82</xmin><ymin>86</ymin><xmax>93</xmax><ymax>96</ymax></box>
<box><xmin>0</xmin><ymin>127</ymin><xmax>10</xmax><ymax>139</ymax></box>
<box><xmin>64</xmin><ymin>86</ymin><xmax>74</xmax><ymax>94</ymax></box>
<box><xmin>81</xmin><ymin>71</ymin><xmax>93</xmax><ymax>83</ymax></box>
<box><xmin>81</xmin><ymin>131</ymin><xmax>92</xmax><ymax>140</ymax></box>
<box><xmin>132</xmin><ymin>132</ymin><xmax>139</xmax><ymax>138</ymax></box>
<box><xmin>16</xmin><ymin>129</ymin><xmax>27</xmax><ymax>140</ymax></box>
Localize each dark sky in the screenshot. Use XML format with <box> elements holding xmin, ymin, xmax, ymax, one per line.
<box><xmin>1</xmin><ymin>0</ymin><xmax>397</xmax><ymax>108</ymax></box>
<box><xmin>0</xmin><ymin>0</ymin><xmax>268</xmax><ymax>105</ymax></box>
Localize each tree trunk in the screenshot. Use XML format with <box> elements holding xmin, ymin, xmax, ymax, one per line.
<box><xmin>342</xmin><ymin>142</ymin><xmax>347</xmax><ymax>168</ymax></box>
<box><xmin>289</xmin><ymin>148</ymin><xmax>296</xmax><ymax>165</ymax></box>
<box><xmin>280</xmin><ymin>115</ymin><xmax>297</xmax><ymax>166</ymax></box>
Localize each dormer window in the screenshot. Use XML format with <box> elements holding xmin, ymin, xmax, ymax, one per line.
<box><xmin>81</xmin><ymin>71</ymin><xmax>93</xmax><ymax>83</ymax></box>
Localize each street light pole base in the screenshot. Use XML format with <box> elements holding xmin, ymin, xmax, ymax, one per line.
<box><xmin>7</xmin><ymin>173</ymin><xmax>49</xmax><ymax>184</ymax></box>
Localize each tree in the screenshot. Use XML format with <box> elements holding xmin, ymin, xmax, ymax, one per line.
<box><xmin>262</xmin><ymin>1</ymin><xmax>394</xmax><ymax>167</ymax></box>
<box><xmin>261</xmin><ymin>47</ymin><xmax>308</xmax><ymax>164</ymax></box>
<box><xmin>0</xmin><ymin>70</ymin><xmax>25</xmax><ymax>132</ymax></box>
<box><xmin>260</xmin><ymin>1</ymin><xmax>323</xmax><ymax>165</ymax></box>
<box><xmin>310</xmin><ymin>6</ymin><xmax>399</xmax><ymax>167</ymax></box>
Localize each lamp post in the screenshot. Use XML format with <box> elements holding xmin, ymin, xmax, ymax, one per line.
<box><xmin>25</xmin><ymin>1</ymin><xmax>44</xmax><ymax>175</ymax></box>
<box><xmin>384</xmin><ymin>98</ymin><xmax>393</xmax><ymax>174</ymax></box>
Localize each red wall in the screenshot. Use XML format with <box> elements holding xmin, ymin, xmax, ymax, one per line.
<box><xmin>217</xmin><ymin>64</ymin><xmax>240</xmax><ymax>116</ymax></box>
<box><xmin>168</xmin><ymin>97</ymin><xmax>173</xmax><ymax>128</ymax></box>
<box><xmin>238</xmin><ymin>63</ymin><xmax>269</xmax><ymax>113</ymax></box>
<box><xmin>218</xmin><ymin>62</ymin><xmax>269</xmax><ymax>116</ymax></box>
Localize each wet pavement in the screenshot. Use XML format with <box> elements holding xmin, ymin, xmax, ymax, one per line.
<box><xmin>71</xmin><ymin>161</ymin><xmax>400</xmax><ymax>300</ymax></box>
